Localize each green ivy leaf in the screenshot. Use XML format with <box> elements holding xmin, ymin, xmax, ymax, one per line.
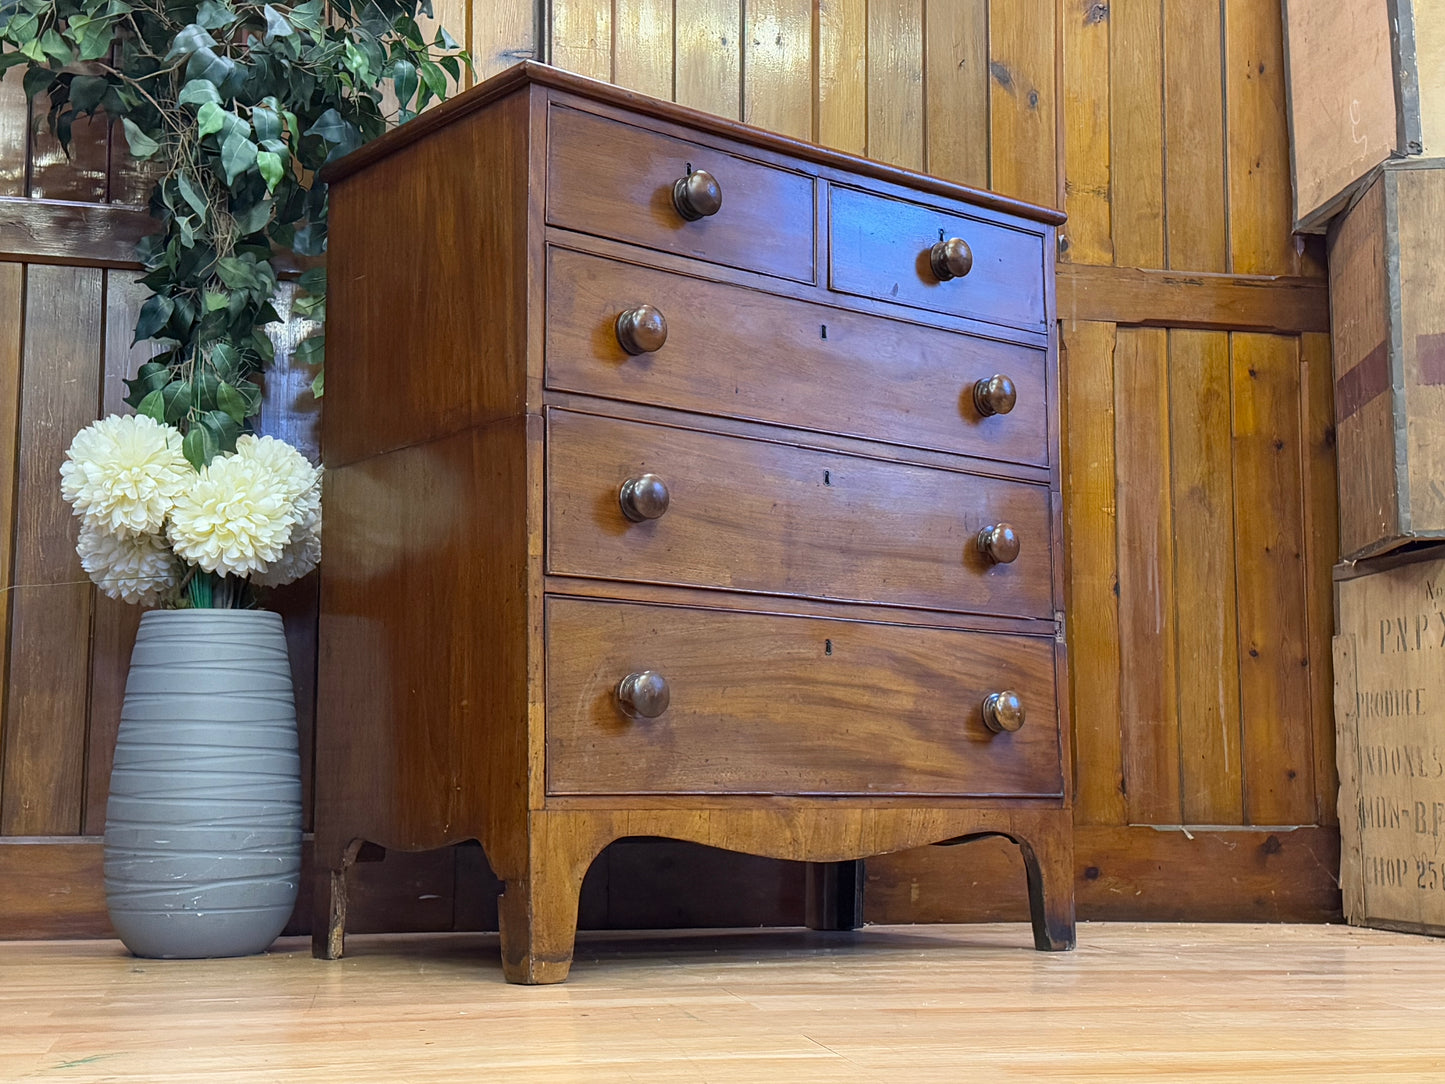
<box><xmin>262</xmin><ymin>4</ymin><xmax>294</xmax><ymax>41</ymax></box>
<box><xmin>182</xmin><ymin>425</ymin><xmax>215</xmax><ymax>469</ymax></box>
<box><xmin>178</xmin><ymin>79</ymin><xmax>221</xmax><ymax>107</ymax></box>
<box><xmin>38</xmin><ymin>27</ymin><xmax>71</xmax><ymax>63</ymax></box>
<box><xmin>219</xmin><ymin>132</ymin><xmax>257</xmax><ymax>184</ymax></box>
<box><xmin>216</xmin><ymin>381</ymin><xmax>250</xmax><ymax>422</ymax></box>
<box><xmin>291</xmin><ymin>292</ymin><xmax>324</xmax><ymax>319</ymax></box>
<box><xmin>133</xmin><ymin>294</ymin><xmax>174</xmax><ymax>343</ymax></box>
<box><xmin>251</xmin><ymin>105</ymin><xmax>281</xmax><ymax>142</ymax></box>
<box><xmin>294</xmin><ymin>332</ymin><xmax>324</xmax><ymax>367</ymax></box>
<box><xmin>203</xmin><ymin>288</ymin><xmax>229</xmax><ymax>311</ymax></box>
<box><xmin>187</xmin><ymin>46</ymin><xmax>237</xmax><ymax>90</ymax></box>
<box><xmin>121</xmin><ymin>117</ymin><xmax>161</xmax><ymax>160</ymax></box>
<box><xmin>215</xmin><ymin>256</ymin><xmax>261</xmax><ymax>290</ymax></box>
<box><xmin>164</xmin><ymin>22</ymin><xmax>218</xmax><ymax>63</ymax></box>
<box><xmin>297</xmin><ymin>267</ymin><xmax>326</xmax><ymax>294</ymax></box>
<box><xmin>123</xmin><ymin>359</ymin><xmax>171</xmax><ymax>407</ymax></box>
<box><xmin>232</xmin><ymin>198</ymin><xmax>272</xmax><ymax>236</ymax></box>
<box><xmin>66</xmin><ymin>16</ymin><xmax>115</xmax><ymax>61</ymax></box>
<box><xmin>136</xmin><ymin>388</ymin><xmax>166</xmax><ymax>423</ymax></box>
<box><xmin>343</xmin><ymin>39</ymin><xmax>369</xmax><ymax>81</ymax></box>
<box><xmin>69</xmin><ymin>75</ymin><xmax>109</xmax><ymax>116</ymax></box>
<box><xmin>195</xmin><ymin>0</ymin><xmax>238</xmax><ymax>30</ymax></box>
<box><xmin>21</xmin><ymin>65</ymin><xmax>53</xmax><ymax>101</ymax></box>
<box><xmin>197</xmin><ymin>409</ymin><xmax>241</xmax><ymax>454</ymax></box>
<box><xmin>160</xmin><ymin>379</ymin><xmax>193</xmax><ymax>423</ymax></box>
<box><xmin>391</xmin><ymin>58</ymin><xmax>416</xmax><ymax>110</ymax></box>
<box><xmin>196</xmin><ymin>100</ymin><xmax>225</xmax><ymax>139</ymax></box>
<box><xmin>310</xmin><ymin>367</ymin><xmax>324</xmax><ymax>398</ymax></box>
<box><xmin>256</xmin><ymin>149</ymin><xmax>283</xmax><ymax>192</ymax></box>
<box><xmin>176</xmin><ymin>171</ymin><xmax>208</xmax><ymax>219</ymax></box>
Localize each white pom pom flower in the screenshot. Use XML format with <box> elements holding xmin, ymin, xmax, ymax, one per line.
<box><xmin>76</xmin><ymin>521</ymin><xmax>179</xmax><ymax>605</ymax></box>
<box><xmin>60</xmin><ymin>414</ymin><xmax>190</xmax><ymax>537</ymax></box>
<box><xmin>167</xmin><ymin>453</ymin><xmax>299</xmax><ymax>577</ymax></box>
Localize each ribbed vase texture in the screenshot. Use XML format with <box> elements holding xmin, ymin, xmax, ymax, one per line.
<box><xmin>104</xmin><ymin>609</ymin><xmax>302</xmax><ymax>959</ymax></box>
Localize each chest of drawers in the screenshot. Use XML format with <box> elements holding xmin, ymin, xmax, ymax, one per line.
<box><xmin>313</xmin><ymin>62</ymin><xmax>1073</xmax><ymax>983</ymax></box>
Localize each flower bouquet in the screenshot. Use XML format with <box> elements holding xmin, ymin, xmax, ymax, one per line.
<box><xmin>60</xmin><ymin>413</ymin><xmax>320</xmax><ymax>608</ymax></box>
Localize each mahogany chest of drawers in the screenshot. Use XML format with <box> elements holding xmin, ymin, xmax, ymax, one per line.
<box><xmin>314</xmin><ymin>61</ymin><xmax>1073</xmax><ymax>983</ymax></box>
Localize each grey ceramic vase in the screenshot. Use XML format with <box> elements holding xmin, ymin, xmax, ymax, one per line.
<box><xmin>104</xmin><ymin>608</ymin><xmax>302</xmax><ymax>959</ymax></box>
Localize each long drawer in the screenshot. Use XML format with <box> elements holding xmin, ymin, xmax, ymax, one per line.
<box><xmin>544</xmin><ymin>597</ymin><xmax>1063</xmax><ymax>797</ymax></box>
<box><xmin>546</xmin><ymin>410</ymin><xmax>1053</xmax><ymax>618</ymax></box>
<box><xmin>547</xmin><ymin>104</ymin><xmax>816</xmax><ymax>283</ymax></box>
<box><xmin>545</xmin><ymin>247</ymin><xmax>1049</xmax><ymax>467</ymax></box>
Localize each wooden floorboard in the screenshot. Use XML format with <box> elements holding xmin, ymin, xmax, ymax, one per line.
<box><xmin>4</xmin><ymin>922</ymin><xmax>1444</xmax><ymax>1080</ymax></box>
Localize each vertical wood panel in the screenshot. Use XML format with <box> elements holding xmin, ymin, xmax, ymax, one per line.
<box><xmin>1170</xmin><ymin>328</ymin><xmax>1242</xmax><ymax>824</ymax></box>
<box><xmin>27</xmin><ymin>95</ymin><xmax>110</xmax><ymax>204</ymax></box>
<box><xmin>676</xmin><ymin>0</ymin><xmax>743</xmax><ymax>119</ymax></box>
<box><xmin>1111</xmin><ymin>0</ymin><xmax>1165</xmax><ymax>267</ymax></box>
<box><xmin>743</xmin><ymin>0</ymin><xmax>814</xmax><ymax>140</ymax></box>
<box><xmin>0</xmin><ymin>264</ymin><xmax>24</xmax><ymax>825</ymax></box>
<box><xmin>81</xmin><ymin>272</ymin><xmax>150</xmax><ymax>835</ymax></box>
<box><xmin>0</xmin><ymin>72</ymin><xmax>28</xmax><ymax>197</ymax></box>
<box><xmin>471</xmin><ymin>0</ymin><xmax>538</xmax><ymax>81</ymax></box>
<box><xmin>1062</xmin><ymin>320</ymin><xmax>1124</xmax><ymax>825</ymax></box>
<box><xmin>1114</xmin><ymin>327</ymin><xmax>1180</xmax><ymax>824</ymax></box>
<box><xmin>1300</xmin><ymin>330</ymin><xmax>1338</xmax><ymax>826</ymax></box>
<box><xmin>1233</xmin><ymin>331</ymin><xmax>1314</xmax><ymax>826</ymax></box>
<box><xmin>1</xmin><ymin>265</ymin><xmax>102</xmax><ymax>836</ymax></box>
<box><xmin>551</xmin><ymin>0</ymin><xmax>613</xmax><ymax>83</ymax></box>
<box><xmin>816</xmin><ymin>0</ymin><xmax>867</xmax><ymax>155</ymax></box>
<box><xmin>987</xmin><ymin>0</ymin><xmax>1057</xmax><ymax>207</ymax></box>
<box><xmin>614</xmin><ymin>0</ymin><xmax>675</xmax><ymax>99</ymax></box>
<box><xmin>923</xmin><ymin>0</ymin><xmax>989</xmax><ymax>188</ymax></box>
<box><xmin>867</xmin><ymin>0</ymin><xmax>925</xmax><ymax>170</ymax></box>
<box><xmin>1060</xmin><ymin>0</ymin><xmax>1112</xmax><ymax>263</ymax></box>
<box><xmin>1162</xmin><ymin>0</ymin><xmax>1226</xmax><ymax>270</ymax></box>
<box><xmin>1224</xmin><ymin>0</ymin><xmax>1294</xmax><ymax>275</ymax></box>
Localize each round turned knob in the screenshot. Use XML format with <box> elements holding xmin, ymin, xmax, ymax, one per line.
<box><xmin>930</xmin><ymin>236</ymin><xmax>973</xmax><ymax>281</ymax></box>
<box><xmin>619</xmin><ymin>473</ymin><xmax>670</xmax><ymax>522</ymax></box>
<box><xmin>982</xmin><ymin>690</ymin><xmax>1025</xmax><ymax>733</ymax></box>
<box><xmin>617</xmin><ymin>670</ymin><xmax>670</xmax><ymax>719</ymax></box>
<box><xmin>977</xmin><ymin>523</ymin><xmax>1020</xmax><ymax>564</ymax></box>
<box><xmin>973</xmin><ymin>374</ymin><xmax>1018</xmax><ymax>417</ymax></box>
<box><xmin>615</xmin><ymin>305</ymin><xmax>668</xmax><ymax>355</ymax></box>
<box><xmin>672</xmin><ymin>168</ymin><xmax>723</xmax><ymax>221</ymax></box>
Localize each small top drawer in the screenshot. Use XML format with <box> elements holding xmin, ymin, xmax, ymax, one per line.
<box><xmin>547</xmin><ymin>104</ymin><xmax>816</xmax><ymax>283</ymax></box>
<box><xmin>829</xmin><ymin>185</ymin><xmax>1047</xmax><ymax>331</ymax></box>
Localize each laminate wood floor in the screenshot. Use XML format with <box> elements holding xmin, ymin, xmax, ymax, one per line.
<box><xmin>4</xmin><ymin>922</ymin><xmax>1444</xmax><ymax>1082</ymax></box>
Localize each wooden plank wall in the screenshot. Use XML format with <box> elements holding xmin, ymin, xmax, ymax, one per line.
<box><xmin>0</xmin><ymin>0</ymin><xmax>1340</xmax><ymax>938</ymax></box>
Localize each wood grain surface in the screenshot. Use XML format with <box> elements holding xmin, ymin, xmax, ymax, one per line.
<box><xmin>544</xmin><ymin>596</ymin><xmax>1062</xmax><ymax>796</ymax></box>
<box><xmin>545</xmin><ymin>409</ymin><xmax>1055</xmax><ymax>618</ymax></box>
<box><xmin>545</xmin><ymin>245</ymin><xmax>1050</xmax><ymax>465</ymax></box>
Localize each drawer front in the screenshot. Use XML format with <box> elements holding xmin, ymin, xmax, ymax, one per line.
<box><xmin>546</xmin><ymin>247</ymin><xmax>1049</xmax><ymax>467</ymax></box>
<box><xmin>545</xmin><ymin>597</ymin><xmax>1063</xmax><ymax>797</ymax></box>
<box><xmin>829</xmin><ymin>185</ymin><xmax>1047</xmax><ymax>331</ymax></box>
<box><xmin>548</xmin><ymin>104</ymin><xmax>816</xmax><ymax>283</ymax></box>
<box><xmin>547</xmin><ymin>411</ymin><xmax>1054</xmax><ymax>618</ymax></box>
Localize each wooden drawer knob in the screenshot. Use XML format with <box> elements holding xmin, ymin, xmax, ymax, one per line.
<box><xmin>616</xmin><ymin>305</ymin><xmax>668</xmax><ymax>355</ymax></box>
<box><xmin>973</xmin><ymin>374</ymin><xmax>1017</xmax><ymax>417</ymax></box>
<box><xmin>617</xmin><ymin>670</ymin><xmax>671</xmax><ymax>719</ymax></box>
<box><xmin>619</xmin><ymin>473</ymin><xmax>670</xmax><ymax>522</ymax></box>
<box><xmin>976</xmin><ymin>523</ymin><xmax>1020</xmax><ymax>564</ymax></box>
<box><xmin>982</xmin><ymin>690</ymin><xmax>1025</xmax><ymax>733</ymax></box>
<box><xmin>930</xmin><ymin>237</ymin><xmax>973</xmax><ymax>281</ymax></box>
<box><xmin>673</xmin><ymin>168</ymin><xmax>723</xmax><ymax>220</ymax></box>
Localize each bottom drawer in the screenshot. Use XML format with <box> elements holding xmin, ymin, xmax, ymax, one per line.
<box><xmin>544</xmin><ymin>597</ymin><xmax>1062</xmax><ymax>797</ymax></box>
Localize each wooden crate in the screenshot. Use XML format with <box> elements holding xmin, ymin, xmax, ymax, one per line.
<box><xmin>1283</xmin><ymin>0</ymin><xmax>1445</xmax><ymax>231</ymax></box>
<box><xmin>1328</xmin><ymin>158</ymin><xmax>1445</xmax><ymax>561</ymax></box>
<box><xmin>1335</xmin><ymin>550</ymin><xmax>1445</xmax><ymax>934</ymax></box>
